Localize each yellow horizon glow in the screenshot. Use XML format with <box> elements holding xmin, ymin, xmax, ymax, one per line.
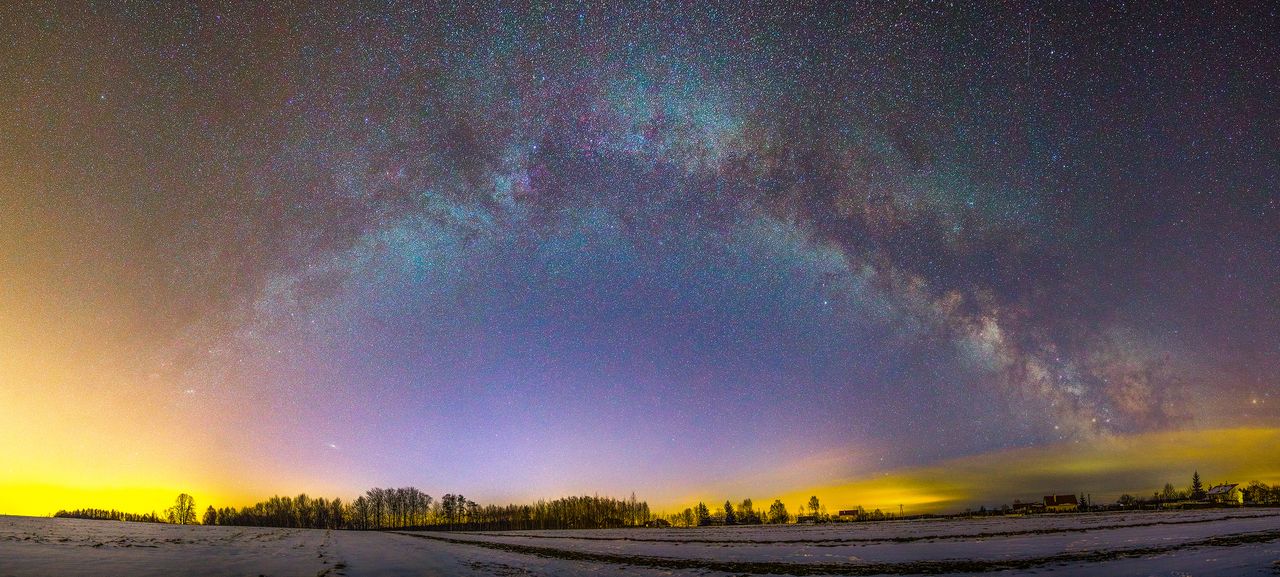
<box><xmin>4</xmin><ymin>424</ymin><xmax>1278</xmax><ymax>518</ymax></box>
<box><xmin>0</xmin><ymin>483</ymin><xmax>224</xmax><ymax>518</ymax></box>
<box><xmin>673</xmin><ymin>427</ymin><xmax>1280</xmax><ymax>516</ymax></box>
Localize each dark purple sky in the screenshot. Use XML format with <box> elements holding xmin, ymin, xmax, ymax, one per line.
<box><xmin>1</xmin><ymin>2</ymin><xmax>1276</xmax><ymax>511</ymax></box>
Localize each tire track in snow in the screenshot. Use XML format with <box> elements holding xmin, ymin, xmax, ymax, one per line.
<box><xmin>316</xmin><ymin>529</ymin><xmax>350</xmax><ymax>577</ymax></box>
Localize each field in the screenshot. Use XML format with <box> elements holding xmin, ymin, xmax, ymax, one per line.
<box><xmin>2</xmin><ymin>509</ymin><xmax>1278</xmax><ymax>576</ymax></box>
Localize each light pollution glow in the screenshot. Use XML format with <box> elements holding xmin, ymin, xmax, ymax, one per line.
<box><xmin>4</xmin><ymin>427</ymin><xmax>1277</xmax><ymax>518</ymax></box>
<box><xmin>2</xmin><ymin>3</ymin><xmax>1277</xmax><ymax>521</ymax></box>
<box><xmin>769</xmin><ymin>427</ymin><xmax>1280</xmax><ymax>515</ymax></box>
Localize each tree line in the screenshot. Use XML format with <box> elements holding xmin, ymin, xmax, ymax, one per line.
<box><xmin>60</xmin><ymin>475</ymin><xmax>1280</xmax><ymax>530</ymax></box>
<box><xmin>666</xmin><ymin>496</ymin><xmax>825</xmax><ymax>526</ymax></box>
<box><xmin>53</xmin><ymin>490</ymin><xmax>836</xmax><ymax>530</ymax></box>
<box><xmin>1116</xmin><ymin>472</ymin><xmax>1280</xmax><ymax>507</ymax></box>
<box><xmin>1240</xmin><ymin>481</ymin><xmax>1280</xmax><ymax>504</ymax></box>
<box><xmin>52</xmin><ymin>492</ymin><xmax>895</xmax><ymax>529</ymax></box>
<box><xmin>52</xmin><ymin>508</ymin><xmax>166</xmax><ymax>523</ymax></box>
<box><xmin>54</xmin><ymin>492</ymin><xmax>198</xmax><ymax>525</ymax></box>
<box><xmin>62</xmin><ymin>488</ymin><xmax>658</xmax><ymax>531</ymax></box>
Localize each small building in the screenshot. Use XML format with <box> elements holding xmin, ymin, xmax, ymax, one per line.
<box><xmin>1206</xmin><ymin>484</ymin><xmax>1243</xmax><ymax>505</ymax></box>
<box><xmin>643</xmin><ymin>519</ymin><xmax>671</xmax><ymax>528</ymax></box>
<box><xmin>1043</xmin><ymin>494</ymin><xmax>1079</xmax><ymax>513</ymax></box>
<box><xmin>1011</xmin><ymin>500</ymin><xmax>1044</xmax><ymax>513</ymax></box>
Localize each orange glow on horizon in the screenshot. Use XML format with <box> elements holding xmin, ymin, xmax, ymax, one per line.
<box><xmin>675</xmin><ymin>427</ymin><xmax>1280</xmax><ymax>516</ymax></box>
<box><xmin>4</xmin><ymin>351</ymin><xmax>1278</xmax><ymax>527</ymax></box>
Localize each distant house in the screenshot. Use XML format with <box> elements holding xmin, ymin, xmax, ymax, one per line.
<box><xmin>1043</xmin><ymin>495</ymin><xmax>1079</xmax><ymax>513</ymax></box>
<box><xmin>1011</xmin><ymin>500</ymin><xmax>1044</xmax><ymax>513</ymax></box>
<box><xmin>1206</xmin><ymin>484</ymin><xmax>1243</xmax><ymax>505</ymax></box>
<box><xmin>643</xmin><ymin>519</ymin><xmax>671</xmax><ymax>528</ymax></box>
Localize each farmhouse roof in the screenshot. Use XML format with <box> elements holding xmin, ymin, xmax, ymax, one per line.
<box><xmin>1206</xmin><ymin>483</ymin><xmax>1238</xmax><ymax>495</ymax></box>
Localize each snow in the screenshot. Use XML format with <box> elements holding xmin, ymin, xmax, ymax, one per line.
<box><xmin>425</xmin><ymin>509</ymin><xmax>1280</xmax><ymax>564</ymax></box>
<box><xmin>466</xmin><ymin>507</ymin><xmax>1275</xmax><ymax>542</ymax></box>
<box><xmin>2</xmin><ymin>509</ymin><xmax>1278</xmax><ymax>576</ymax></box>
<box><xmin>0</xmin><ymin>517</ymin><xmax>331</xmax><ymax>576</ymax></box>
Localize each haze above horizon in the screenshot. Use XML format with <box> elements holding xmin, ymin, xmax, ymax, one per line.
<box><xmin>1</xmin><ymin>2</ymin><xmax>1277</xmax><ymax>518</ymax></box>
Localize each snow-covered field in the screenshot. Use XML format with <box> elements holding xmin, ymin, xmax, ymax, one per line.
<box><xmin>2</xmin><ymin>509</ymin><xmax>1278</xmax><ymax>576</ymax></box>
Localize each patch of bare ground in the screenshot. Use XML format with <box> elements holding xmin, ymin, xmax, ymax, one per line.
<box><xmin>466</xmin><ymin>560</ymin><xmax>542</xmax><ymax>575</ymax></box>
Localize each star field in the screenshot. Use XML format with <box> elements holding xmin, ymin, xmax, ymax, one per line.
<box><xmin>1</xmin><ymin>1</ymin><xmax>1277</xmax><ymax>511</ymax></box>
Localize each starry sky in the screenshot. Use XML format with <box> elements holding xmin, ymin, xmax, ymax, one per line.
<box><xmin>1</xmin><ymin>2</ymin><xmax>1278</xmax><ymax>516</ymax></box>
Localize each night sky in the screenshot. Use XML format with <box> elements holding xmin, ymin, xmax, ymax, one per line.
<box><xmin>2</xmin><ymin>2</ymin><xmax>1278</xmax><ymax>515</ymax></box>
